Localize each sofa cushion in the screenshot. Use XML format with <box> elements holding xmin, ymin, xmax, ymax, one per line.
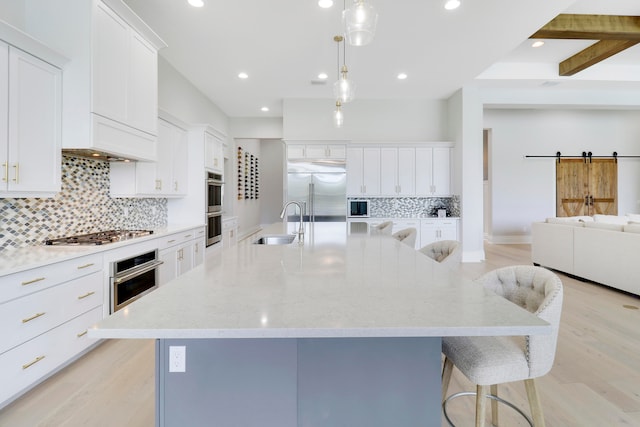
<box><xmin>593</xmin><ymin>214</ymin><xmax>628</xmax><ymax>225</ymax></box>
<box><xmin>545</xmin><ymin>216</ymin><xmax>591</xmax><ymax>225</ymax></box>
<box><xmin>624</xmin><ymin>224</ymin><xmax>640</xmax><ymax>234</ymax></box>
<box><xmin>584</xmin><ymin>221</ymin><xmax>625</xmax><ymax>231</ymax></box>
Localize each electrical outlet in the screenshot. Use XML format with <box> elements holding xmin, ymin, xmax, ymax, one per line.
<box><xmin>169</xmin><ymin>346</ymin><xmax>186</xmax><ymax>373</ymax></box>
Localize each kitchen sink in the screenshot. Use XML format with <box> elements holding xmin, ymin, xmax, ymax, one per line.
<box><xmin>253</xmin><ymin>234</ymin><xmax>297</xmax><ymax>245</ymax></box>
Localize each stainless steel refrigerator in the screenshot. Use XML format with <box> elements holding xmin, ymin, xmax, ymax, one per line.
<box><xmin>287</xmin><ymin>160</ymin><xmax>347</xmax><ymax>222</ymax></box>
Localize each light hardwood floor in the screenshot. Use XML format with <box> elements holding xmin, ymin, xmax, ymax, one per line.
<box><xmin>0</xmin><ymin>243</ymin><xmax>638</xmax><ymax>426</ymax></box>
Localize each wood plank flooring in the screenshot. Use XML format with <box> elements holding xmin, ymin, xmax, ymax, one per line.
<box><xmin>0</xmin><ymin>243</ymin><xmax>638</xmax><ymax>426</ymax></box>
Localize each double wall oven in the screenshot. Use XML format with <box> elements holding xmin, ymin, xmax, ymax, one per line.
<box><xmin>206</xmin><ymin>172</ymin><xmax>223</xmax><ymax>246</ymax></box>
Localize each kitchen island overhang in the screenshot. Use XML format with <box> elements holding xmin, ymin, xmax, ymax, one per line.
<box><xmin>89</xmin><ymin>222</ymin><xmax>550</xmax><ymax>426</ymax></box>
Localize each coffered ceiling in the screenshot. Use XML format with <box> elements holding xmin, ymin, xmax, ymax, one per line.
<box><xmin>123</xmin><ymin>0</ymin><xmax>640</xmax><ymax>118</ymax></box>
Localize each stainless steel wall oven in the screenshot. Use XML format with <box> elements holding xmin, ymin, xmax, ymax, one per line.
<box><xmin>110</xmin><ymin>249</ymin><xmax>163</xmax><ymax>312</ymax></box>
<box><xmin>207</xmin><ymin>172</ymin><xmax>223</xmax><ymax>213</ymax></box>
<box><xmin>206</xmin><ymin>212</ymin><xmax>222</xmax><ymax>246</ymax></box>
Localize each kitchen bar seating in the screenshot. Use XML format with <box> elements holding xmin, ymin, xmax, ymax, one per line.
<box><xmin>371</xmin><ymin>220</ymin><xmax>393</xmax><ymax>235</ymax></box>
<box><xmin>418</xmin><ymin>240</ymin><xmax>461</xmax><ymax>269</ymax></box>
<box><xmin>392</xmin><ymin>227</ymin><xmax>417</xmax><ymax>247</ymax></box>
<box><xmin>441</xmin><ymin>266</ymin><xmax>564</xmax><ymax>427</ymax></box>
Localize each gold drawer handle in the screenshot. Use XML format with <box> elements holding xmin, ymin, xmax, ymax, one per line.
<box><xmin>77</xmin><ymin>263</ymin><xmax>95</xmax><ymax>269</ymax></box>
<box><xmin>167</xmin><ymin>239</ymin><xmax>176</xmax><ymax>244</ymax></box>
<box><xmin>77</xmin><ymin>291</ymin><xmax>96</xmax><ymax>300</ymax></box>
<box><xmin>22</xmin><ymin>312</ymin><xmax>46</xmax><ymax>323</ymax></box>
<box><xmin>184</xmin><ymin>234</ymin><xmax>193</xmax><ymax>238</ymax></box>
<box><xmin>22</xmin><ymin>355</ymin><xmax>45</xmax><ymax>370</ymax></box>
<box><xmin>77</xmin><ymin>330</ymin><xmax>88</xmax><ymax>338</ymax></box>
<box><xmin>22</xmin><ymin>277</ymin><xmax>45</xmax><ymax>286</ymax></box>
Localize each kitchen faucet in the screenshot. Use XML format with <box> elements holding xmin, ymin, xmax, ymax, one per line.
<box><xmin>280</xmin><ymin>201</ymin><xmax>305</xmax><ymax>244</ymax></box>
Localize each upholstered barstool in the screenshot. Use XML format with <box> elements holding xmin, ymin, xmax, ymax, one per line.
<box><xmin>371</xmin><ymin>220</ymin><xmax>393</xmax><ymax>236</ymax></box>
<box><xmin>442</xmin><ymin>265</ymin><xmax>563</xmax><ymax>427</ymax></box>
<box><xmin>418</xmin><ymin>240</ymin><xmax>461</xmax><ymax>269</ymax></box>
<box><xmin>392</xmin><ymin>227</ymin><xmax>417</xmax><ymax>248</ymax></box>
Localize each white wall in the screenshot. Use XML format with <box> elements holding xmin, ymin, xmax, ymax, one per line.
<box><xmin>484</xmin><ymin>108</ymin><xmax>640</xmax><ymax>242</ymax></box>
<box><xmin>229</xmin><ymin>118</ymin><xmax>283</xmax><ymax>139</ymax></box>
<box><xmin>234</xmin><ymin>139</ymin><xmax>262</xmax><ymax>237</ymax></box>
<box><xmin>0</xmin><ymin>1</ymin><xmax>25</xmax><ymax>29</ymax></box>
<box><xmin>259</xmin><ymin>140</ymin><xmax>286</xmax><ymax>226</ymax></box>
<box><xmin>283</xmin><ymin>99</ymin><xmax>449</xmax><ymax>141</ymax></box>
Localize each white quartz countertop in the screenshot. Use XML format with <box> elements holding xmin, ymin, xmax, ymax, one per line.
<box><xmin>0</xmin><ymin>224</ymin><xmax>204</xmax><ymax>276</ymax></box>
<box><xmin>89</xmin><ymin>222</ymin><xmax>550</xmax><ymax>340</ymax></box>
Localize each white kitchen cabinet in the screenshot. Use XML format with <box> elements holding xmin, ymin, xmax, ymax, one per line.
<box><xmin>380</xmin><ymin>147</ymin><xmax>415</xmax><ymax>196</ymax></box>
<box><xmin>347</xmin><ymin>147</ymin><xmax>381</xmax><ymax>196</ymax></box>
<box><xmin>0</xmin><ymin>254</ymin><xmax>104</xmax><ymax>407</ymax></box>
<box><xmin>158</xmin><ymin>227</ymin><xmax>206</xmax><ymax>286</ymax></box>
<box><xmin>25</xmin><ymin>0</ymin><xmax>166</xmax><ymax>161</ymax></box>
<box><xmin>415</xmin><ymin>147</ymin><xmax>452</xmax><ymax>196</ymax></box>
<box><xmin>205</xmin><ymin>131</ymin><xmax>224</xmax><ymax>173</ymax></box>
<box><xmin>287</xmin><ymin>143</ymin><xmax>346</xmax><ymax>160</ymax></box>
<box><xmin>110</xmin><ymin>116</ymin><xmax>188</xmax><ymax>197</ymax></box>
<box><xmin>420</xmin><ymin>218</ymin><xmax>458</xmax><ymax>247</ymax></box>
<box><xmin>222</xmin><ymin>216</ymin><xmax>239</xmax><ymax>249</ymax></box>
<box><xmin>0</xmin><ymin>41</ymin><xmax>62</xmax><ymax>198</ymax></box>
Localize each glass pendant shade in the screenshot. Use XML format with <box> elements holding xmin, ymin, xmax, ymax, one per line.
<box><xmin>343</xmin><ymin>0</ymin><xmax>378</xmax><ymax>46</ymax></box>
<box><xmin>333</xmin><ymin>66</ymin><xmax>355</xmax><ymax>103</ymax></box>
<box><xmin>333</xmin><ymin>100</ymin><xmax>344</xmax><ymax>128</ymax></box>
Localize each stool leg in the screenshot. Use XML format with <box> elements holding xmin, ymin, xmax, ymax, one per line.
<box><xmin>524</xmin><ymin>378</ymin><xmax>546</xmax><ymax>427</ymax></box>
<box><xmin>442</xmin><ymin>357</ymin><xmax>454</xmax><ymax>402</ymax></box>
<box><xmin>490</xmin><ymin>384</ymin><xmax>498</xmax><ymax>426</ymax></box>
<box><xmin>476</xmin><ymin>384</ymin><xmax>488</xmax><ymax>427</ymax></box>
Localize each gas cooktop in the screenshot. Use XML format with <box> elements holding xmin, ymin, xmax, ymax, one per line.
<box><xmin>45</xmin><ymin>230</ymin><xmax>154</xmax><ymax>246</ymax></box>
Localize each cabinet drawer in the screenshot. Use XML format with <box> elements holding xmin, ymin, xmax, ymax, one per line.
<box><xmin>157</xmin><ymin>228</ymin><xmax>202</xmax><ymax>250</ymax></box>
<box><xmin>0</xmin><ymin>271</ymin><xmax>103</xmax><ymax>354</ymax></box>
<box><xmin>0</xmin><ymin>306</ymin><xmax>103</xmax><ymax>406</ymax></box>
<box><xmin>0</xmin><ymin>254</ymin><xmax>103</xmax><ymax>304</ymax></box>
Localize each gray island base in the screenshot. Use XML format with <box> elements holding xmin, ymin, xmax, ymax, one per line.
<box><xmin>90</xmin><ymin>223</ymin><xmax>549</xmax><ymax>426</ymax></box>
<box><xmin>157</xmin><ymin>337</ymin><xmax>441</xmax><ymax>426</ymax></box>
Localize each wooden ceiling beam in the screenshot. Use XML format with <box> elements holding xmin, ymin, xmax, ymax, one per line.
<box><xmin>559</xmin><ymin>39</ymin><xmax>640</xmax><ymax>76</ymax></box>
<box><xmin>532</xmin><ymin>14</ymin><xmax>640</xmax><ymax>41</ymax></box>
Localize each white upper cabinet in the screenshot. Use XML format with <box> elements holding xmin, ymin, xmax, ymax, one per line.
<box><xmin>204</xmin><ymin>131</ymin><xmax>224</xmax><ymax>173</ymax></box>
<box><xmin>110</xmin><ymin>115</ymin><xmax>189</xmax><ymax>197</ymax></box>
<box><xmin>380</xmin><ymin>147</ymin><xmax>415</xmax><ymax>196</ymax></box>
<box><xmin>347</xmin><ymin>147</ymin><xmax>381</xmax><ymax>196</ymax></box>
<box><xmin>0</xmin><ymin>36</ymin><xmax>63</xmax><ymax>198</ymax></box>
<box><xmin>25</xmin><ymin>0</ymin><xmax>166</xmax><ymax>161</ymax></box>
<box><xmin>415</xmin><ymin>147</ymin><xmax>452</xmax><ymax>196</ymax></box>
<box><xmin>287</xmin><ymin>143</ymin><xmax>346</xmax><ymax>160</ymax></box>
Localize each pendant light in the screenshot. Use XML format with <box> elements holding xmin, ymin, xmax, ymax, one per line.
<box><xmin>343</xmin><ymin>0</ymin><xmax>378</xmax><ymax>46</ymax></box>
<box><xmin>333</xmin><ymin>100</ymin><xmax>344</xmax><ymax>128</ymax></box>
<box><xmin>333</xmin><ymin>35</ymin><xmax>355</xmax><ymax>103</ymax></box>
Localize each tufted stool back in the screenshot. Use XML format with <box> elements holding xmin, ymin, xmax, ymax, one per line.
<box><xmin>371</xmin><ymin>221</ymin><xmax>393</xmax><ymax>236</ymax></box>
<box><xmin>418</xmin><ymin>240</ymin><xmax>461</xmax><ymax>269</ymax></box>
<box><xmin>392</xmin><ymin>227</ymin><xmax>417</xmax><ymax>248</ymax></box>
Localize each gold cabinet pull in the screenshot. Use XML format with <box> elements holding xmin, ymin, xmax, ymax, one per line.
<box><xmin>22</xmin><ymin>355</ymin><xmax>45</xmax><ymax>370</ymax></box>
<box><xmin>77</xmin><ymin>330</ymin><xmax>88</xmax><ymax>338</ymax></box>
<box><xmin>77</xmin><ymin>291</ymin><xmax>95</xmax><ymax>300</ymax></box>
<box><xmin>184</xmin><ymin>234</ymin><xmax>192</xmax><ymax>238</ymax></box>
<box><xmin>167</xmin><ymin>239</ymin><xmax>176</xmax><ymax>244</ymax></box>
<box><xmin>22</xmin><ymin>312</ymin><xmax>46</xmax><ymax>323</ymax></box>
<box><xmin>77</xmin><ymin>263</ymin><xmax>95</xmax><ymax>269</ymax></box>
<box><xmin>12</xmin><ymin>163</ymin><xmax>19</xmax><ymax>183</ymax></box>
<box><xmin>22</xmin><ymin>277</ymin><xmax>45</xmax><ymax>286</ymax></box>
<box><xmin>2</xmin><ymin>161</ymin><xmax>7</xmax><ymax>182</ymax></box>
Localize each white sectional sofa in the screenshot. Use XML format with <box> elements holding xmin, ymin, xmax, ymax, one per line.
<box><xmin>532</xmin><ymin>214</ymin><xmax>640</xmax><ymax>296</ymax></box>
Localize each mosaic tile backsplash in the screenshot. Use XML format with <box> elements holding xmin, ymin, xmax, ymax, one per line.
<box><xmin>349</xmin><ymin>196</ymin><xmax>460</xmax><ymax>218</ymax></box>
<box><xmin>0</xmin><ymin>156</ymin><xmax>167</xmax><ymax>252</ymax></box>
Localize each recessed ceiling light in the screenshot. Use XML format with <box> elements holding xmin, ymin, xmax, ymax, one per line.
<box><xmin>261</xmin><ymin>107</ymin><xmax>269</xmax><ymax>112</ymax></box>
<box><xmin>318</xmin><ymin>0</ymin><xmax>333</xmax><ymax>8</ymax></box>
<box><xmin>187</xmin><ymin>0</ymin><xmax>204</xmax><ymax>7</ymax></box>
<box><xmin>531</xmin><ymin>40</ymin><xmax>545</xmax><ymax>48</ymax></box>
<box><xmin>444</xmin><ymin>0</ymin><xmax>460</xmax><ymax>10</ymax></box>
<box><xmin>238</xmin><ymin>72</ymin><xmax>249</xmax><ymax>79</ymax></box>
<box><xmin>318</xmin><ymin>72</ymin><xmax>328</xmax><ymax>80</ymax></box>
<box><xmin>397</xmin><ymin>73</ymin><xmax>408</xmax><ymax>80</ymax></box>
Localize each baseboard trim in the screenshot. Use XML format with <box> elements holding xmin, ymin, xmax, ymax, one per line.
<box><xmin>488</xmin><ymin>235</ymin><xmax>532</xmax><ymax>244</ymax></box>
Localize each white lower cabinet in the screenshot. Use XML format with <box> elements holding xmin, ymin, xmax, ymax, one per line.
<box><xmin>420</xmin><ymin>219</ymin><xmax>458</xmax><ymax>247</ymax></box>
<box><xmin>222</xmin><ymin>217</ymin><xmax>239</xmax><ymax>249</ymax></box>
<box><xmin>158</xmin><ymin>227</ymin><xmax>206</xmax><ymax>286</ymax></box>
<box><xmin>0</xmin><ymin>254</ymin><xmax>104</xmax><ymax>408</ymax></box>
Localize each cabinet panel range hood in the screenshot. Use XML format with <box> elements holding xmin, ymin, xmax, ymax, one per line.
<box><xmin>62</xmin><ymin>148</ymin><xmax>139</xmax><ymax>162</ymax></box>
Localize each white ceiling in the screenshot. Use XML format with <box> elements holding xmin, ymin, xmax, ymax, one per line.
<box><xmin>123</xmin><ymin>0</ymin><xmax>640</xmax><ymax>118</ymax></box>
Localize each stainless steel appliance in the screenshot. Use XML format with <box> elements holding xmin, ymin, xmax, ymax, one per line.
<box><xmin>206</xmin><ymin>172</ymin><xmax>224</xmax><ymax>247</ymax></box>
<box><xmin>206</xmin><ymin>212</ymin><xmax>222</xmax><ymax>246</ymax></box>
<box><xmin>207</xmin><ymin>172</ymin><xmax>223</xmax><ymax>213</ymax></box>
<box><xmin>110</xmin><ymin>249</ymin><xmax>163</xmax><ymax>312</ymax></box>
<box><xmin>287</xmin><ymin>160</ymin><xmax>346</xmax><ymax>222</ymax></box>
<box><xmin>45</xmin><ymin>229</ymin><xmax>154</xmax><ymax>245</ymax></box>
<box><xmin>348</xmin><ymin>199</ymin><xmax>369</xmax><ymax>218</ymax></box>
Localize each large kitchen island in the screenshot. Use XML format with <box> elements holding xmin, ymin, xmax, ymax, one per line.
<box><xmin>89</xmin><ymin>222</ymin><xmax>549</xmax><ymax>426</ymax></box>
